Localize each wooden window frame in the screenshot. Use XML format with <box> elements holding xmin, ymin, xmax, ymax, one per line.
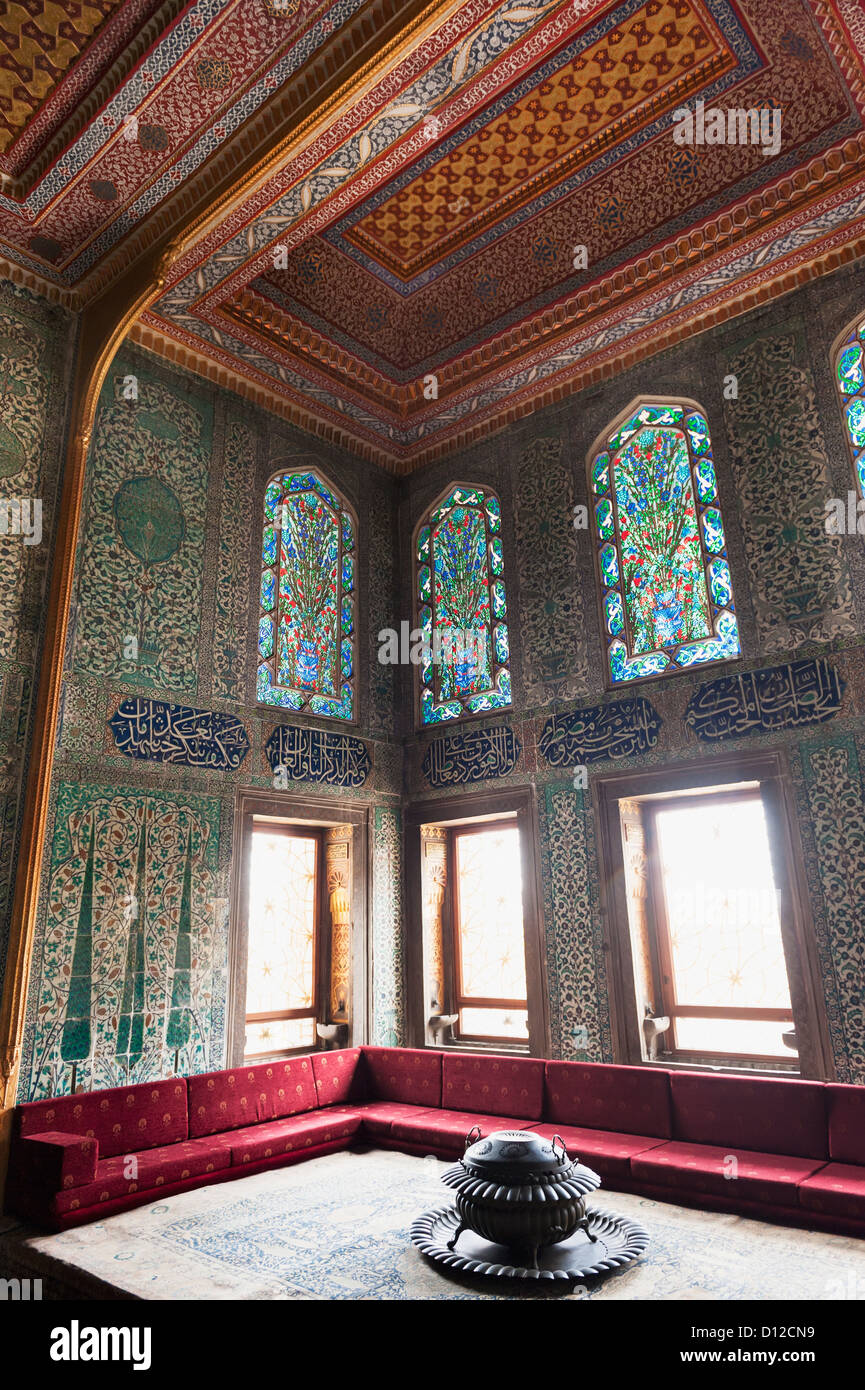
<box><xmin>242</xmin><ymin>822</ymin><xmax>323</xmax><ymax>1062</ymax></box>
<box><xmin>404</xmin><ymin>786</ymin><xmax>550</xmax><ymax>1055</ymax></box>
<box><xmin>642</xmin><ymin>787</ymin><xmax>794</xmax><ymax>1065</ymax></box>
<box><xmin>594</xmin><ymin>751</ymin><xmax>834</xmax><ymax>1079</ymax></box>
<box><xmin>449</xmin><ymin>819</ymin><xmax>529</xmax><ymax>1045</ymax></box>
<box><xmin>228</xmin><ymin>791</ymin><xmax>370</xmax><ymax>1065</ymax></box>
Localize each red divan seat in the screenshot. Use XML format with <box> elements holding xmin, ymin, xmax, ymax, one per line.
<box><xmin>6</xmin><ymin>1048</ymin><xmax>865</xmax><ymax>1235</ymax></box>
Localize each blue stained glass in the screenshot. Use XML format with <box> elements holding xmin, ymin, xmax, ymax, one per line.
<box><xmin>846</xmin><ymin>397</ymin><xmax>865</xmax><ymax>449</ymax></box>
<box><xmin>605</xmin><ymin>590</ymin><xmax>624</xmax><ymax>635</ymax></box>
<box><xmin>702</xmin><ymin>507</ymin><xmax>725</xmax><ymax>554</ymax></box>
<box><xmin>676</xmin><ymin>609</ymin><xmax>739</xmax><ymax>667</ymax></box>
<box><xmin>610</xmin><ymin>405</ymin><xmax>682</xmax><ymax>451</ymax></box>
<box><xmin>609</xmin><ymin>641</ymin><xmax>668</xmax><ymax>683</ymax></box>
<box><xmin>686</xmin><ymin>413</ymin><xmax>710</xmax><ymax>455</ymax></box>
<box><xmin>592</xmin><ymin>452</ymin><xmax>610</xmax><ymax>494</ymax></box>
<box><xmin>600</xmin><ymin>543</ymin><xmax>619</xmax><ymax>587</ymax></box>
<box><xmin>857</xmin><ymin>452</ymin><xmax>865</xmax><ymax>497</ymax></box>
<box><xmin>595</xmin><ymin>403</ymin><xmax>740</xmax><ymax>684</ymax></box>
<box><xmin>596</xmin><ymin>498</ymin><xmax>614</xmax><ymax>539</ymax></box>
<box><xmin>264</xmin><ymin>481</ymin><xmax>281</xmax><ymax>519</ymax></box>
<box><xmin>708</xmin><ymin>558</ymin><xmax>733</xmax><ymax>607</ymax></box>
<box><xmin>419</xmin><ymin>485</ymin><xmax>511</xmax><ymax>725</ymax></box>
<box><xmin>260</xmin><ymin>470</ymin><xmax>354</xmax><ymax>718</ymax></box>
<box><xmin>837</xmin><ymin>340</ymin><xmax>863</xmax><ymax>397</ymax></box>
<box><xmin>695</xmin><ymin>453</ymin><xmax>717</xmax><ymax>503</ymax></box>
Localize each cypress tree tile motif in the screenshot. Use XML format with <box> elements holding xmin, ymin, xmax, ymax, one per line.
<box><xmin>23</xmin><ymin>784</ymin><xmax>222</xmax><ymax>1100</ymax></box>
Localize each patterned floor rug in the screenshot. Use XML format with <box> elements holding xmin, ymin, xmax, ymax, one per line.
<box><xmin>8</xmin><ymin>1148</ymin><xmax>865</xmax><ymax>1300</ymax></box>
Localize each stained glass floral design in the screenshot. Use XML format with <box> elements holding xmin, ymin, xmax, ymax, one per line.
<box><xmin>416</xmin><ymin>485</ymin><xmax>511</xmax><ymax>725</ymax></box>
<box><xmin>258</xmin><ymin>471</ymin><xmax>355</xmax><ymax>719</ymax></box>
<box><xmin>591</xmin><ymin>403</ymin><xmax>740</xmax><ymax>684</ymax></box>
<box><xmin>835</xmin><ymin>317</ymin><xmax>865</xmax><ymax>496</ymax></box>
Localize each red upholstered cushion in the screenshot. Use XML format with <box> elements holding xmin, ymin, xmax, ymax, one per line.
<box><xmin>544</xmin><ymin>1061</ymin><xmax>672</xmax><ymax>1138</ymax></box>
<box><xmin>826</xmin><ymin>1085</ymin><xmax>865</xmax><ymax>1166</ymax></box>
<box><xmin>52</xmin><ymin>1134</ymin><xmax>233</xmax><ymax>1217</ymax></box>
<box><xmin>230</xmin><ymin>1109</ymin><xmax>362</xmax><ymax>1166</ymax></box>
<box><xmin>390</xmin><ymin>1107</ymin><xmax>537</xmax><ymax>1152</ymax></box>
<box><xmin>798</xmin><ymin>1163</ymin><xmax>865</xmax><ymax>1220</ymax></box>
<box><xmin>532</xmin><ymin>1122</ymin><xmax>666</xmax><ymax>1181</ymax></box>
<box><xmin>312</xmin><ymin>1048</ymin><xmax>366</xmax><ymax>1107</ymax></box>
<box><xmin>17</xmin><ymin>1132</ymin><xmax>99</xmax><ymax>1190</ymax></box>
<box><xmin>353</xmin><ymin>1101</ymin><xmax>427</xmax><ymax>1137</ymax></box>
<box><xmin>15</xmin><ymin>1081</ymin><xmax>188</xmax><ymax>1159</ymax></box>
<box><xmin>188</xmin><ymin>1057</ymin><xmax>317</xmax><ymax>1138</ymax></box>
<box><xmin>631</xmin><ymin>1140</ymin><xmax>822</xmax><ymax>1205</ymax></box>
<box><xmin>361</xmin><ymin>1047</ymin><xmax>442</xmax><ymax>1107</ymax></box>
<box><xmin>442</xmin><ymin>1054</ymin><xmax>543</xmax><ymax>1119</ymax></box>
<box><xmin>669</xmin><ymin>1071</ymin><xmax>828</xmax><ymax>1159</ymax></box>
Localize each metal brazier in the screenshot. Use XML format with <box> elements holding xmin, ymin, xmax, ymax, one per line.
<box><xmin>441</xmin><ymin>1128</ymin><xmax>602</xmax><ymax>1268</ymax></box>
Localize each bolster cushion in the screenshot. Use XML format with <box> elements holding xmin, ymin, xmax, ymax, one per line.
<box><xmin>16</xmin><ymin>1131</ymin><xmax>99</xmax><ymax>1190</ymax></box>
<box><xmin>312</xmin><ymin>1048</ymin><xmax>366</xmax><ymax>1107</ymax></box>
<box><xmin>670</xmin><ymin>1071</ymin><xmax>827</xmax><ymax>1159</ymax></box>
<box><xmin>14</xmin><ymin>1080</ymin><xmax>189</xmax><ymax>1159</ymax></box>
<box><xmin>544</xmin><ymin>1060</ymin><xmax>672</xmax><ymax>1137</ymax></box>
<box><xmin>188</xmin><ymin>1056</ymin><xmax>318</xmax><ymax>1138</ymax></box>
<box><xmin>442</xmin><ymin>1053</ymin><xmax>544</xmax><ymax>1120</ymax></box>
<box><xmin>361</xmin><ymin>1047</ymin><xmax>442</xmax><ymax>1106</ymax></box>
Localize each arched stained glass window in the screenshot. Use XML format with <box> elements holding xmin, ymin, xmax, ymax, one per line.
<box><xmin>416</xmin><ymin>484</ymin><xmax>511</xmax><ymax>725</ymax></box>
<box><xmin>257</xmin><ymin>468</ymin><xmax>355</xmax><ymax>720</ymax></box>
<box><xmin>834</xmin><ymin>315</ymin><xmax>865</xmax><ymax>495</ymax></box>
<box><xmin>590</xmin><ymin>401</ymin><xmax>740</xmax><ymax>684</ymax></box>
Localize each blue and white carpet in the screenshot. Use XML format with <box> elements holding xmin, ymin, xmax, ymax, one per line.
<box><xmin>14</xmin><ymin>1149</ymin><xmax>865</xmax><ymax>1300</ymax></box>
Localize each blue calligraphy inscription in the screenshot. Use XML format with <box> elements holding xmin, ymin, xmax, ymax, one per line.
<box><xmin>109</xmin><ymin>698</ymin><xmax>250</xmax><ymax>769</ymax></box>
<box><xmin>685</xmin><ymin>659</ymin><xmax>844</xmax><ymax>742</ymax></box>
<box><xmin>422</xmin><ymin>725</ymin><xmax>520</xmax><ymax>787</ymax></box>
<box><xmin>539</xmin><ymin>697</ymin><xmax>661</xmax><ymax>766</ymax></box>
<box><xmin>265</xmin><ymin>725</ymin><xmax>371</xmax><ymax>787</ymax></box>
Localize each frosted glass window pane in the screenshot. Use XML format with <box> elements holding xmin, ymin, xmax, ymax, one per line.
<box><xmin>246</xmin><ymin>831</ymin><xmax>317</xmax><ymax>1019</ymax></box>
<box><xmin>245</xmin><ymin>1018</ymin><xmax>316</xmax><ymax>1057</ymax></box>
<box><xmin>460</xmin><ymin>1008</ymin><xmax>528</xmax><ymax>1040</ymax></box>
<box><xmin>654</xmin><ymin>798</ymin><xmax>792</xmax><ymax>1014</ymax></box>
<box><xmin>455</xmin><ymin>828</ymin><xmax>526</xmax><ymax>1003</ymax></box>
<box><xmin>674</xmin><ymin>1018</ymin><xmax>792</xmax><ymax>1059</ymax></box>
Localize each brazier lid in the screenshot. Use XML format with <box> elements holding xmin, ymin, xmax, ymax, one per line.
<box><xmin>463</xmin><ymin>1128</ymin><xmax>571</xmax><ymax>1175</ymax></box>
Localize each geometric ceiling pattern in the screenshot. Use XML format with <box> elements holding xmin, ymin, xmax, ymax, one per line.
<box><xmin>3</xmin><ymin>0</ymin><xmax>865</xmax><ymax>470</ymax></box>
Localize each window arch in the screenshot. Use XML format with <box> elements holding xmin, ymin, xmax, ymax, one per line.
<box><xmin>415</xmin><ymin>483</ymin><xmax>511</xmax><ymax>725</ymax></box>
<box><xmin>833</xmin><ymin>313</ymin><xmax>865</xmax><ymax>495</ymax></box>
<box><xmin>589</xmin><ymin>400</ymin><xmax>740</xmax><ymax>684</ymax></box>
<box><xmin>257</xmin><ymin>467</ymin><xmax>355</xmax><ymax>720</ymax></box>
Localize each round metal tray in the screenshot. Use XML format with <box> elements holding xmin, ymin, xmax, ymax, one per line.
<box><xmin>410</xmin><ymin>1204</ymin><xmax>649</xmax><ymax>1284</ymax></box>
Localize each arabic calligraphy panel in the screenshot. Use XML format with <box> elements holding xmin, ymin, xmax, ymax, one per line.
<box><xmin>684</xmin><ymin>659</ymin><xmax>844</xmax><ymax>742</ymax></box>
<box><xmin>422</xmin><ymin>725</ymin><xmax>520</xmax><ymax>787</ymax></box>
<box><xmin>264</xmin><ymin>724</ymin><xmax>371</xmax><ymax>788</ymax></box>
<box><xmin>108</xmin><ymin>697</ymin><xmax>250</xmax><ymax>770</ymax></box>
<box><xmin>538</xmin><ymin>697</ymin><xmax>661</xmax><ymax>766</ymax></box>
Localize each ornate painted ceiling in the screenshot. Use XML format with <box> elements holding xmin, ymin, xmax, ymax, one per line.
<box><xmin>2</xmin><ymin>0</ymin><xmax>865</xmax><ymax>470</ymax></box>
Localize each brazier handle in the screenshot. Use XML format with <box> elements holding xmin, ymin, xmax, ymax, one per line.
<box><xmin>551</xmin><ymin>1133</ymin><xmax>568</xmax><ymax>1165</ymax></box>
<box><xmin>464</xmin><ymin>1125</ymin><xmax>482</xmax><ymax>1152</ymax></box>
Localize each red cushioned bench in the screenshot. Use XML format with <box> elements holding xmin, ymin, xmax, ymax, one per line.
<box><xmin>5</xmin><ymin>1047</ymin><xmax>865</xmax><ymax>1235</ymax></box>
